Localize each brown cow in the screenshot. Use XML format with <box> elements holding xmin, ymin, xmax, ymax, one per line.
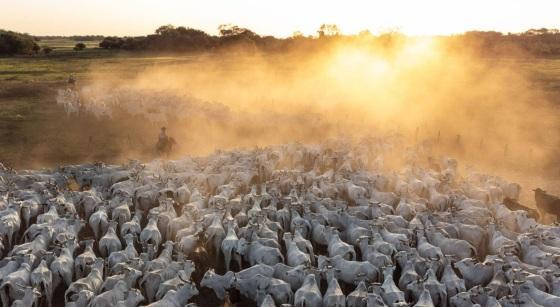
<box><xmin>504</xmin><ymin>197</ymin><xmax>540</xmax><ymax>221</ymax></box>
<box><xmin>534</xmin><ymin>188</ymin><xmax>560</xmax><ymax>220</ymax></box>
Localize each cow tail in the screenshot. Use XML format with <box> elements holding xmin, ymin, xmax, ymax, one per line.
<box><xmin>132</xmin><ymin>190</ymin><xmax>138</xmax><ymax>211</ymax></box>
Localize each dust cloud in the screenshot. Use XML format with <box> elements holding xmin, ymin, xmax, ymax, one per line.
<box><xmin>62</xmin><ymin>37</ymin><xmax>559</xmax><ymax>197</ymax></box>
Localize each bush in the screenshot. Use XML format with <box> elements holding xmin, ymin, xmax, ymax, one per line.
<box><xmin>0</xmin><ymin>30</ymin><xmax>39</xmax><ymax>55</ymax></box>
<box><xmin>42</xmin><ymin>46</ymin><xmax>53</xmax><ymax>54</ymax></box>
<box><xmin>74</xmin><ymin>43</ymin><xmax>86</xmax><ymax>51</ymax></box>
<box><xmin>99</xmin><ymin>37</ymin><xmax>124</xmax><ymax>49</ymax></box>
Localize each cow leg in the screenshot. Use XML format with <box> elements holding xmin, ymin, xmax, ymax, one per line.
<box><xmin>62</xmin><ymin>270</ymin><xmax>73</xmax><ymax>287</ymax></box>
<box><xmin>8</xmin><ymin>231</ymin><xmax>15</xmax><ymax>250</ymax></box>
<box><xmin>44</xmin><ymin>283</ymin><xmax>53</xmax><ymax>307</ymax></box>
<box><xmin>224</xmin><ymin>249</ymin><xmax>231</xmax><ymax>272</ymax></box>
<box><xmin>0</xmin><ymin>286</ymin><xmax>10</xmax><ymax>307</ymax></box>
<box><xmin>234</xmin><ymin>253</ymin><xmax>243</xmax><ymax>271</ymax></box>
<box><xmin>215</xmin><ymin>246</ymin><xmax>221</xmax><ymax>266</ymax></box>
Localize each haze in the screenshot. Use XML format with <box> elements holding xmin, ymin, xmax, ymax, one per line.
<box><xmin>3</xmin><ymin>0</ymin><xmax>560</xmax><ymax>36</ymax></box>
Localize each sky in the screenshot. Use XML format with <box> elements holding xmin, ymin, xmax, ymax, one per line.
<box><xmin>1</xmin><ymin>0</ymin><xmax>559</xmax><ymax>37</ymax></box>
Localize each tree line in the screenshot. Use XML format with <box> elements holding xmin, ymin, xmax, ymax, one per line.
<box><xmin>97</xmin><ymin>24</ymin><xmax>412</xmax><ymax>53</ymax></box>
<box><xmin>98</xmin><ymin>24</ymin><xmax>274</xmax><ymax>52</ymax></box>
<box><xmin>446</xmin><ymin>29</ymin><xmax>560</xmax><ymax>56</ymax></box>
<box><xmin>2</xmin><ymin>25</ymin><xmax>560</xmax><ymax>56</ymax></box>
<box><xmin>98</xmin><ymin>25</ymin><xmax>560</xmax><ymax>56</ymax></box>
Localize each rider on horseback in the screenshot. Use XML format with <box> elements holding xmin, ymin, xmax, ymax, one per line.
<box><xmin>156</xmin><ymin>127</ymin><xmax>175</xmax><ymax>156</ymax></box>
<box><xmin>159</xmin><ymin>127</ymin><xmax>168</xmax><ymax>143</ymax></box>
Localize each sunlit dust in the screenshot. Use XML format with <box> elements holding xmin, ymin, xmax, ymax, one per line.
<box><xmin>73</xmin><ymin>37</ymin><xmax>558</xmax><ymax>188</ymax></box>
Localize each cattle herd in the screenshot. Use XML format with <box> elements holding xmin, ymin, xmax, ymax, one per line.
<box><xmin>1</xmin><ymin>138</ymin><xmax>560</xmax><ymax>307</ymax></box>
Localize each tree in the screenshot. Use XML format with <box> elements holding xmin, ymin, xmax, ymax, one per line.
<box><xmin>32</xmin><ymin>44</ymin><xmax>41</xmax><ymax>54</ymax></box>
<box><xmin>155</xmin><ymin>25</ymin><xmax>175</xmax><ymax>36</ymax></box>
<box><xmin>42</xmin><ymin>46</ymin><xmax>53</xmax><ymax>54</ymax></box>
<box><xmin>0</xmin><ymin>30</ymin><xmax>39</xmax><ymax>55</ymax></box>
<box><xmin>292</xmin><ymin>31</ymin><xmax>304</xmax><ymax>39</ymax></box>
<box><xmin>218</xmin><ymin>24</ymin><xmax>256</xmax><ymax>38</ymax></box>
<box><xmin>74</xmin><ymin>42</ymin><xmax>86</xmax><ymax>51</ymax></box>
<box><xmin>317</xmin><ymin>24</ymin><xmax>340</xmax><ymax>37</ymax></box>
<box><xmin>358</xmin><ymin>30</ymin><xmax>372</xmax><ymax>37</ymax></box>
<box><xmin>99</xmin><ymin>37</ymin><xmax>124</xmax><ymax>49</ymax></box>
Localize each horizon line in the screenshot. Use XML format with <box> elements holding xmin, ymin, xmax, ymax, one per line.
<box><xmin>14</xmin><ymin>25</ymin><xmax>560</xmax><ymax>39</ymax></box>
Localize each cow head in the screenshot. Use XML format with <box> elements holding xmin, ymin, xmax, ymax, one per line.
<box><xmin>236</xmin><ymin>238</ymin><xmax>250</xmax><ymax>256</ymax></box>
<box><xmin>450</xmin><ymin>291</ymin><xmax>473</xmax><ymax>307</ymax></box>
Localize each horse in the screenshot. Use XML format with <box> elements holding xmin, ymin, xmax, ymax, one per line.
<box><xmin>156</xmin><ymin>137</ymin><xmax>176</xmax><ymax>157</ymax></box>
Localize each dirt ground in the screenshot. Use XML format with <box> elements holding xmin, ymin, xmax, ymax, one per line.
<box><xmin>0</xmin><ymin>81</ymin><xmax>160</xmax><ymax>169</ymax></box>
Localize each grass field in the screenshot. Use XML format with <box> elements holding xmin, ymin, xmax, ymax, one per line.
<box><xmin>0</xmin><ymin>38</ymin><xmax>210</xmax><ymax>82</ymax></box>
<box><xmin>37</xmin><ymin>38</ymin><xmax>100</xmax><ymax>50</ymax></box>
<box><xmin>0</xmin><ymin>40</ymin><xmax>220</xmax><ymax>169</ymax></box>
